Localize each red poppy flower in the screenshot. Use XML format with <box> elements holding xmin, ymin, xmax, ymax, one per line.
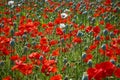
<box><xmin>114</xmin><ymin>68</ymin><xmax>120</xmax><ymax>78</ymax></box>
<box><xmin>52</xmin><ymin>48</ymin><xmax>60</xmax><ymax>56</ymax></box>
<box><xmin>72</xmin><ymin>37</ymin><xmax>82</xmax><ymax>43</ymax></box>
<box><xmin>12</xmin><ymin>63</ymin><xmax>33</xmax><ymax>75</ymax></box>
<box><xmin>49</xmin><ymin>40</ymin><xmax>58</xmax><ymax>46</ymax></box>
<box><xmin>85</xmin><ymin>26</ymin><xmax>92</xmax><ymax>33</ymax></box>
<box><xmin>95</xmin><ymin>62</ymin><xmax>116</xmax><ymax>77</ymax></box>
<box><xmin>104</xmin><ymin>0</ymin><xmax>111</xmax><ymax>5</ymax></box>
<box><xmin>2</xmin><ymin>76</ymin><xmax>12</xmax><ymax>80</ymax></box>
<box><xmin>40</xmin><ymin>37</ymin><xmax>48</xmax><ymax>46</ymax></box>
<box><xmin>10</xmin><ymin>55</ymin><xmax>19</xmax><ymax>61</ymax></box>
<box><xmin>83</xmin><ymin>53</ymin><xmax>93</xmax><ymax>62</ymax></box>
<box><xmin>50</xmin><ymin>74</ymin><xmax>62</xmax><ymax>80</ymax></box>
<box><xmin>93</xmin><ymin>26</ymin><xmax>100</xmax><ymax>35</ymax></box>
<box><xmin>56</xmin><ymin>27</ymin><xmax>63</xmax><ymax>35</ymax></box>
<box><xmin>105</xmin><ymin>23</ymin><xmax>114</xmax><ymax>31</ymax></box>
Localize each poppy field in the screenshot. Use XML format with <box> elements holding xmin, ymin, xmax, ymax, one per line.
<box><xmin>0</xmin><ymin>0</ymin><xmax>120</xmax><ymax>80</ymax></box>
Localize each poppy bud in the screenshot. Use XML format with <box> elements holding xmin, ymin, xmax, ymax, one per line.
<box><xmin>87</xmin><ymin>59</ymin><xmax>92</xmax><ymax>67</ymax></box>
<box><xmin>32</xmin><ymin>41</ymin><xmax>36</xmax><ymax>46</ymax></box>
<box><xmin>110</xmin><ymin>32</ymin><xmax>114</xmax><ymax>38</ymax></box>
<box><xmin>63</xmin><ymin>29</ymin><xmax>66</xmax><ymax>33</ymax></box>
<box><xmin>63</xmin><ymin>58</ymin><xmax>67</xmax><ymax>65</ymax></box>
<box><xmin>79</xmin><ymin>22</ymin><xmax>82</xmax><ymax>26</ymax></box>
<box><xmin>84</xmin><ymin>46</ymin><xmax>88</xmax><ymax>51</ymax></box>
<box><xmin>95</xmin><ymin>35</ymin><xmax>100</xmax><ymax>41</ymax></box>
<box><xmin>60</xmin><ymin>38</ymin><xmax>64</xmax><ymax>43</ymax></box>
<box><xmin>91</xmin><ymin>18</ymin><xmax>95</xmax><ymax>22</ymax></box>
<box><xmin>39</xmin><ymin>56</ymin><xmax>43</xmax><ymax>61</ymax></box>
<box><xmin>0</xmin><ymin>23</ymin><xmax>4</xmax><ymax>28</ymax></box>
<box><xmin>88</xmin><ymin>16</ymin><xmax>92</xmax><ymax>21</ymax></box>
<box><xmin>82</xmin><ymin>52</ymin><xmax>86</xmax><ymax>59</ymax></box>
<box><xmin>0</xmin><ymin>61</ymin><xmax>4</xmax><ymax>66</ymax></box>
<box><xmin>103</xmin><ymin>29</ymin><xmax>108</xmax><ymax>36</ymax></box>
<box><xmin>10</xmin><ymin>29</ymin><xmax>14</xmax><ymax>36</ymax></box>
<box><xmin>77</xmin><ymin>31</ymin><xmax>84</xmax><ymax>37</ymax></box>
<box><xmin>110</xmin><ymin>59</ymin><xmax>115</xmax><ymax>64</ymax></box>
<box><xmin>16</xmin><ymin>13</ymin><xmax>20</xmax><ymax>17</ymax></box>
<box><xmin>89</xmin><ymin>31</ymin><xmax>93</xmax><ymax>35</ymax></box>
<box><xmin>101</xmin><ymin>44</ymin><xmax>106</xmax><ymax>50</ymax></box>
<box><xmin>82</xmin><ymin>11</ymin><xmax>87</xmax><ymax>15</ymax></box>
<box><xmin>72</xmin><ymin>5</ymin><xmax>76</xmax><ymax>9</ymax></box>
<box><xmin>11</xmin><ymin>5</ymin><xmax>15</xmax><ymax>9</ymax></box>
<box><xmin>13</xmin><ymin>22</ymin><xmax>17</xmax><ymax>28</ymax></box>
<box><xmin>23</xmin><ymin>46</ymin><xmax>28</xmax><ymax>53</ymax></box>
<box><xmin>64</xmin><ymin>75</ymin><xmax>68</xmax><ymax>80</ymax></box>
<box><xmin>10</xmin><ymin>39</ymin><xmax>15</xmax><ymax>47</ymax></box>
<box><xmin>116</xmin><ymin>63</ymin><xmax>120</xmax><ymax>68</ymax></box>
<box><xmin>82</xmin><ymin>72</ymin><xmax>88</xmax><ymax>80</ymax></box>
<box><xmin>72</xmin><ymin>19</ymin><xmax>75</xmax><ymax>23</ymax></box>
<box><xmin>58</xmin><ymin>0</ymin><xmax>62</xmax><ymax>2</ymax></box>
<box><xmin>22</xmin><ymin>34</ymin><xmax>27</xmax><ymax>40</ymax></box>
<box><xmin>104</xmin><ymin>17</ymin><xmax>108</xmax><ymax>22</ymax></box>
<box><xmin>73</xmin><ymin>15</ymin><xmax>77</xmax><ymax>19</ymax></box>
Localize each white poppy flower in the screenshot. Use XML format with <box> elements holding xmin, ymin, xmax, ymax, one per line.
<box><xmin>61</xmin><ymin>13</ymin><xmax>68</xmax><ymax>19</ymax></box>
<box><xmin>8</xmin><ymin>0</ymin><xmax>14</xmax><ymax>5</ymax></box>
<box><xmin>60</xmin><ymin>23</ymin><xmax>66</xmax><ymax>28</ymax></box>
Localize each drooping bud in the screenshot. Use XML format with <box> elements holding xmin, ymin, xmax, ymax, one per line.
<box><xmin>63</xmin><ymin>58</ymin><xmax>67</xmax><ymax>65</ymax></box>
